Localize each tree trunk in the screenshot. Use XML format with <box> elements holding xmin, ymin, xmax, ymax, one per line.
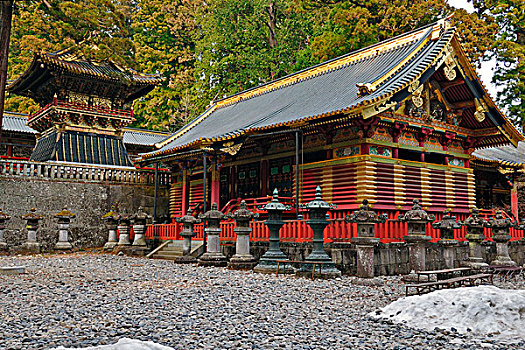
<box><xmin>267</xmin><ymin>1</ymin><xmax>277</xmax><ymax>80</ymax></box>
<box><xmin>0</xmin><ymin>0</ymin><xmax>14</xmax><ymax>136</ymax></box>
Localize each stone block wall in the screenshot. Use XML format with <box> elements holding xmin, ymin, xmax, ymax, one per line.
<box><xmin>0</xmin><ymin>177</ymin><xmax>169</xmax><ymax>251</ymax></box>
<box><xmin>215</xmin><ymin>239</ymin><xmax>525</xmax><ymax>275</ymax></box>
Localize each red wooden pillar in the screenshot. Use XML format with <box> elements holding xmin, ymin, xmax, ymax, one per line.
<box><xmin>261</xmin><ymin>159</ymin><xmax>268</xmax><ymax>197</ymax></box>
<box><xmin>7</xmin><ymin>144</ymin><xmax>12</xmax><ymax>157</ymax></box>
<box><xmin>181</xmin><ymin>168</ymin><xmax>190</xmax><ymax>216</ymax></box>
<box><xmin>511</xmin><ymin>181</ymin><xmax>519</xmax><ymax>220</ymax></box>
<box><xmin>392</xmin><ymin>148</ymin><xmax>398</xmax><ymax>159</ymax></box>
<box><xmin>420</xmin><ymin>152</ymin><xmax>425</xmax><ymax>163</ymax></box>
<box><xmin>361</xmin><ymin>143</ymin><xmax>370</xmax><ymax>155</ymax></box>
<box><xmin>211</xmin><ymin>161</ymin><xmax>220</xmax><ymax>206</ymax></box>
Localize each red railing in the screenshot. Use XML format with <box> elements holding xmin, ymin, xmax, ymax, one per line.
<box><xmin>146</xmin><ymin>208</ymin><xmax>524</xmax><ymax>243</ymax></box>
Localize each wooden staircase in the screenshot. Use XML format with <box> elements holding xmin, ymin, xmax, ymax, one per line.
<box><xmin>149</xmin><ymin>240</ymin><xmax>204</xmax><ymax>260</ymax></box>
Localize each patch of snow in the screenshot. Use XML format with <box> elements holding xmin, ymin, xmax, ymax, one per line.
<box><xmin>51</xmin><ymin>338</ymin><xmax>174</xmax><ymax>350</ymax></box>
<box><xmin>371</xmin><ymin>286</ymin><xmax>525</xmax><ymax>343</ymax></box>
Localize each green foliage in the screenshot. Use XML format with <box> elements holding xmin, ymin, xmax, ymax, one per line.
<box><xmin>5</xmin><ymin>0</ymin><xmax>523</xmax><ymax>130</ymax></box>
<box><xmin>472</xmin><ymin>0</ymin><xmax>524</xmax><ymax>127</ymax></box>
<box><xmin>130</xmin><ymin>0</ymin><xmax>201</xmax><ymax>131</ymax></box>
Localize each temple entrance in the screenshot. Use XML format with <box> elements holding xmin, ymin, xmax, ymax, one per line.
<box><xmin>236</xmin><ymin>162</ymin><xmax>260</xmax><ymax>198</ymax></box>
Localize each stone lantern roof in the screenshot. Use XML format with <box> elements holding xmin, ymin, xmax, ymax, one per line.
<box><xmin>263</xmin><ymin>189</ymin><xmax>289</xmax><ymax>212</ymax></box>
<box><xmin>54</xmin><ymin>207</ymin><xmax>76</xmax><ymax>220</ymax></box>
<box><xmin>102</xmin><ymin>206</ymin><xmax>119</xmax><ymax>221</ymax></box>
<box><xmin>462</xmin><ymin>207</ymin><xmax>488</xmax><ymax>230</ymax></box>
<box><xmin>399</xmin><ymin>199</ymin><xmax>435</xmax><ymax>223</ymax></box>
<box><xmin>130</xmin><ymin>207</ymin><xmax>151</xmax><ymax>223</ymax></box>
<box><xmin>346</xmin><ymin>199</ymin><xmax>386</xmax><ymax>223</ymax></box>
<box><xmin>0</xmin><ymin>208</ymin><xmax>11</xmax><ymax>222</ymax></box>
<box><xmin>21</xmin><ymin>208</ymin><xmax>44</xmax><ymax>221</ymax></box>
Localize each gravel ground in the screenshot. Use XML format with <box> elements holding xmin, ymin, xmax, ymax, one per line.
<box><xmin>1</xmin><ymin>252</ymin><xmax>524</xmax><ymax>350</ymax></box>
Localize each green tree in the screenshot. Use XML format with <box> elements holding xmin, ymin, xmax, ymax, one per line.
<box><xmin>193</xmin><ymin>0</ymin><xmax>313</xmax><ymax>110</ymax></box>
<box><xmin>131</xmin><ymin>0</ymin><xmax>201</xmax><ymax>131</ymax></box>
<box><xmin>472</xmin><ymin>0</ymin><xmax>524</xmax><ymax>127</ymax></box>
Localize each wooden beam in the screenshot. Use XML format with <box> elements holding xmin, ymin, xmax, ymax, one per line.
<box><xmin>440</xmin><ymin>79</ymin><xmax>465</xmax><ymax>91</ymax></box>
<box><xmin>453</xmin><ymin>100</ymin><xmax>475</xmax><ymax>109</ymax></box>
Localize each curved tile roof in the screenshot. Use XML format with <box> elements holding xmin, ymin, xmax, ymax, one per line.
<box><xmin>473</xmin><ymin>142</ymin><xmax>525</xmax><ymax>167</ymax></box>
<box><xmin>1</xmin><ymin>111</ymin><xmax>38</xmax><ymax>134</ymax></box>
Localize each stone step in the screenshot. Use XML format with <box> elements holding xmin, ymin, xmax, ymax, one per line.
<box><xmin>151</xmin><ymin>240</ymin><xmax>204</xmax><ymax>261</ymax></box>
<box><xmin>152</xmin><ymin>252</ymin><xmax>184</xmax><ymax>259</ymax></box>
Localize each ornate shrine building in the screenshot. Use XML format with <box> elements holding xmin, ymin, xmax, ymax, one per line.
<box><xmin>140</xmin><ymin>20</ymin><xmax>523</xmax><ymax>222</ymax></box>
<box><xmin>7</xmin><ymin>48</ymin><xmax>162</xmax><ymax>167</ymax></box>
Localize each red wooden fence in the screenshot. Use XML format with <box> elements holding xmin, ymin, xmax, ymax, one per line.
<box><xmin>144</xmin><ymin>209</ymin><xmax>524</xmax><ymax>243</ymax></box>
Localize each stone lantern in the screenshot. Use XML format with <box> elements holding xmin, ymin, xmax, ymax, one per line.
<box><xmin>432</xmin><ymin>209</ymin><xmax>462</xmax><ymax>269</ymax></box>
<box><xmin>302</xmin><ymin>186</ymin><xmax>341</xmax><ymax>277</ymax></box>
<box><xmin>198</xmin><ymin>203</ymin><xmax>228</xmax><ymax>267</ymax></box>
<box><xmin>102</xmin><ymin>206</ymin><xmax>119</xmax><ymax>250</ymax></box>
<box><xmin>131</xmin><ymin>207</ymin><xmax>151</xmax><ymax>247</ymax></box>
<box><xmin>345</xmin><ymin>199</ymin><xmax>387</xmax><ymax>278</ymax></box>
<box><xmin>0</xmin><ymin>208</ymin><xmax>11</xmax><ymax>250</ymax></box>
<box><xmin>254</xmin><ymin>189</ymin><xmax>292</xmax><ymax>274</ymax></box>
<box><xmin>21</xmin><ymin>208</ymin><xmax>44</xmax><ymax>253</ymax></box>
<box><xmin>488</xmin><ymin>210</ymin><xmax>516</xmax><ymax>266</ymax></box>
<box><xmin>174</xmin><ymin>209</ymin><xmax>201</xmax><ymax>263</ymax></box>
<box><xmin>116</xmin><ymin>213</ymin><xmax>132</xmax><ymax>246</ymax></box>
<box><xmin>461</xmin><ymin>207</ymin><xmax>489</xmax><ymax>269</ymax></box>
<box><xmin>54</xmin><ymin>207</ymin><xmax>76</xmax><ymax>250</ymax></box>
<box><xmin>399</xmin><ymin>199</ymin><xmax>435</xmax><ymax>272</ymax></box>
<box><xmin>228</xmin><ymin>200</ymin><xmax>259</xmax><ymax>270</ymax></box>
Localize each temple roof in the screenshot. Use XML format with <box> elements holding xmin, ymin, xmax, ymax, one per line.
<box><xmin>472</xmin><ymin>142</ymin><xmax>525</xmax><ymax>168</ymax></box>
<box><xmin>143</xmin><ymin>20</ymin><xmax>523</xmax><ymax>162</ymax></box>
<box><xmin>1</xmin><ymin>113</ymin><xmax>168</xmax><ymax>146</ymax></box>
<box><xmin>1</xmin><ymin>111</ymin><xmax>38</xmax><ymax>134</ymax></box>
<box><xmin>7</xmin><ymin>48</ymin><xmax>163</xmax><ymax>105</ymax></box>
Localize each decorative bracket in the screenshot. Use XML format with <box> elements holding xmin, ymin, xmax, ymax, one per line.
<box><xmin>353</xmin><ymin>116</ymin><xmax>380</xmax><ymax>138</ymax></box>
<box><xmin>474</xmin><ymin>98</ymin><xmax>488</xmax><ymax>123</ymax></box>
<box><xmin>415</xmin><ymin>127</ymin><xmax>433</xmax><ymax>147</ymax></box>
<box><xmin>389</xmin><ymin>121</ymin><xmax>407</xmax><ymax>143</ymax></box>
<box><xmin>441</xmin><ymin>132</ymin><xmax>456</xmax><ymax>151</ymax></box>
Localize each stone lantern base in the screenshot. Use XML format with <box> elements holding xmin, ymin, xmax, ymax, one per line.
<box><xmin>22</xmin><ymin>242</ymin><xmax>41</xmax><ymax>253</ymax></box>
<box><xmin>254</xmin><ymin>253</ymin><xmax>294</xmax><ymax>274</ymax></box>
<box><xmin>404</xmin><ymin>234</ymin><xmax>431</xmax><ymax>272</ymax></box>
<box><xmin>173</xmin><ymin>255</ymin><xmax>197</xmax><ymax>264</ymax></box>
<box><xmin>104</xmin><ymin>241</ymin><xmax>117</xmax><ymax>251</ymax></box>
<box><xmin>55</xmin><ymin>241</ymin><xmax>73</xmax><ymax>250</ymax></box>
<box><xmin>198</xmin><ymin>252</ymin><xmax>228</xmax><ymax>267</ymax></box>
<box><xmin>439</xmin><ymin>239</ymin><xmax>458</xmax><ymax>269</ymax></box>
<box><xmin>228</xmin><ymin>254</ymin><xmax>257</xmax><ymax>270</ymax></box>
<box><xmin>353</xmin><ymin>237</ymin><xmax>379</xmax><ymax>278</ymax></box>
<box><xmin>296</xmin><ymin>262</ymin><xmax>341</xmax><ymax>279</ymax></box>
<box><xmin>461</xmin><ymin>233</ymin><xmax>488</xmax><ymax>269</ymax></box>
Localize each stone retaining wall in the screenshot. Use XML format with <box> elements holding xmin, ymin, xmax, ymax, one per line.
<box><xmin>217</xmin><ymin>240</ymin><xmax>525</xmax><ymax>275</ymax></box>
<box><xmin>0</xmin><ymin>176</ymin><xmax>169</xmax><ymax>251</ymax></box>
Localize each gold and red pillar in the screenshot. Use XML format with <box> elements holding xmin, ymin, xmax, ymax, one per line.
<box><xmin>210</xmin><ymin>160</ymin><xmax>220</xmax><ymax>206</ymax></box>
<box><xmin>511</xmin><ymin>179</ymin><xmax>519</xmax><ymax>220</ymax></box>
<box><xmin>181</xmin><ymin>168</ymin><xmax>190</xmax><ymax>215</ymax></box>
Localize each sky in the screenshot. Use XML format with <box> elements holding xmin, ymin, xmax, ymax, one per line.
<box><xmin>447</xmin><ymin>0</ymin><xmax>501</xmax><ymax>99</ymax></box>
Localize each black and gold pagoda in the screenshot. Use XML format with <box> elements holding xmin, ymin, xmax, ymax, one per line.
<box><xmin>7</xmin><ymin>49</ymin><xmax>162</xmax><ymax>167</ymax></box>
